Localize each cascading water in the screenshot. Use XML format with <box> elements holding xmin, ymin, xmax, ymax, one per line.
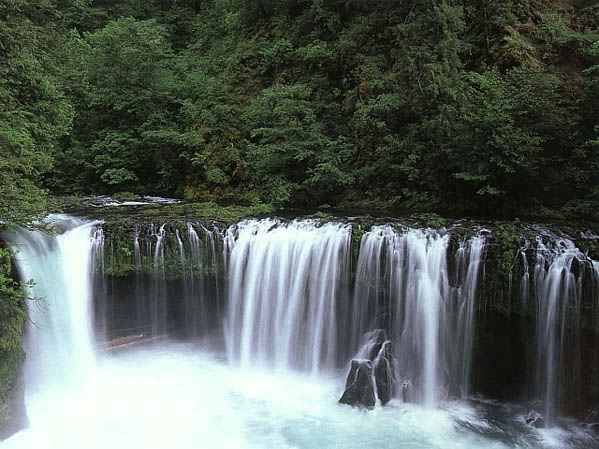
<box><xmin>4</xmin><ymin>216</ymin><xmax>99</xmax><ymax>419</ymax></box>
<box><xmin>225</xmin><ymin>219</ymin><xmax>352</xmax><ymax>373</ymax></box>
<box><xmin>532</xmin><ymin>237</ymin><xmax>585</xmax><ymax>425</ymax></box>
<box><xmin>183</xmin><ymin>223</ymin><xmax>205</xmax><ymax>338</ymax></box>
<box><xmin>520</xmin><ymin>249</ymin><xmax>530</xmax><ymax>307</ymax></box>
<box><xmin>397</xmin><ymin>229</ymin><xmax>449</xmax><ymax>406</ymax></box>
<box><xmin>3</xmin><ymin>212</ymin><xmax>599</xmax><ymax>449</ymax></box>
<box><xmin>151</xmin><ymin>224</ymin><xmax>168</xmax><ymax>336</ymax></box>
<box><xmin>181</xmin><ymin>222</ymin><xmax>221</xmax><ymax>339</ymax></box>
<box><xmin>452</xmin><ymin>236</ymin><xmax>485</xmax><ymax>398</ymax></box>
<box><xmin>352</xmin><ymin>226</ymin><xmax>486</xmax><ymax>406</ymax></box>
<box><xmin>93</xmin><ymin>222</ymin><xmax>226</xmax><ymax>341</ymax></box>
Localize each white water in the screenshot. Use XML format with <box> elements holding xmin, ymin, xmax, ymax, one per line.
<box><xmin>353</xmin><ymin>226</ymin><xmax>486</xmax><ymax>406</ymax></box>
<box><xmin>532</xmin><ymin>238</ymin><xmax>583</xmax><ymax>425</ymax></box>
<box><xmin>3</xmin><ymin>218</ymin><xmax>598</xmax><ymax>449</ymax></box>
<box><xmin>5</xmin><ymin>345</ymin><xmax>561</xmax><ymax>449</ymax></box>
<box><xmin>454</xmin><ymin>236</ymin><xmax>485</xmax><ymax>399</ymax></box>
<box><xmin>4</xmin><ymin>216</ymin><xmax>99</xmax><ymax>417</ymax></box>
<box><xmin>225</xmin><ymin>219</ymin><xmax>351</xmax><ymax>374</ymax></box>
<box><xmin>398</xmin><ymin>229</ymin><xmax>449</xmax><ymax>407</ymax></box>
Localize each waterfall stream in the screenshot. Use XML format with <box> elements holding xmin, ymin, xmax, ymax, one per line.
<box><xmin>2</xmin><ymin>215</ymin><xmax>599</xmax><ymax>449</ymax></box>
<box><xmin>530</xmin><ymin>237</ymin><xmax>592</xmax><ymax>425</ymax></box>
<box><xmin>4</xmin><ymin>216</ymin><xmax>99</xmax><ymax>418</ymax></box>
<box><xmin>352</xmin><ymin>227</ymin><xmax>486</xmax><ymax>405</ymax></box>
<box><xmin>225</xmin><ymin>219</ymin><xmax>352</xmax><ymax>373</ymax></box>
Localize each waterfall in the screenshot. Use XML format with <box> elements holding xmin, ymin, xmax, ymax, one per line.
<box><xmin>4</xmin><ymin>216</ymin><xmax>99</xmax><ymax>414</ymax></box>
<box><xmin>532</xmin><ymin>237</ymin><xmax>584</xmax><ymax>425</ymax></box>
<box><xmin>184</xmin><ymin>223</ymin><xmax>203</xmax><ymax>337</ymax></box>
<box><xmin>225</xmin><ymin>219</ymin><xmax>352</xmax><ymax>374</ymax></box>
<box><xmin>224</xmin><ymin>221</ymin><xmax>486</xmax><ymax>403</ymax></box>
<box><xmin>93</xmin><ymin>222</ymin><xmax>226</xmax><ymax>341</ymax></box>
<box><xmin>353</xmin><ymin>226</ymin><xmax>486</xmax><ymax>406</ymax></box>
<box><xmin>182</xmin><ymin>223</ymin><xmax>210</xmax><ymax>339</ymax></box>
<box><xmin>355</xmin><ymin>227</ymin><xmax>450</xmax><ymax>406</ymax></box>
<box><xmin>453</xmin><ymin>236</ymin><xmax>485</xmax><ymax>398</ymax></box>
<box><xmin>520</xmin><ymin>249</ymin><xmax>530</xmax><ymax>307</ymax></box>
<box><xmin>151</xmin><ymin>224</ymin><xmax>168</xmax><ymax>336</ymax></box>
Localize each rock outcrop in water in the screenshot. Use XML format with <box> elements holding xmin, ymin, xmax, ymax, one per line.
<box><xmin>339</xmin><ymin>360</ymin><xmax>376</xmax><ymax>409</ymax></box>
<box><xmin>340</xmin><ymin>330</ymin><xmax>395</xmax><ymax>408</ymax></box>
<box><xmin>373</xmin><ymin>341</ymin><xmax>394</xmax><ymax>405</ymax></box>
<box><xmin>360</xmin><ymin>329</ymin><xmax>388</xmax><ymax>361</ymax></box>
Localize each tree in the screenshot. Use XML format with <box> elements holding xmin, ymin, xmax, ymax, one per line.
<box><xmin>63</xmin><ymin>17</ymin><xmax>177</xmax><ymax>193</ymax></box>
<box><xmin>0</xmin><ymin>0</ymin><xmax>74</xmax><ymax>221</ymax></box>
<box><xmin>244</xmin><ymin>84</ymin><xmax>353</xmax><ymax>205</ymax></box>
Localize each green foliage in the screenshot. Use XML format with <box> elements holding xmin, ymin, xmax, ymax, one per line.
<box><xmin>493</xmin><ymin>223</ymin><xmax>525</xmax><ymax>285</ymax></box>
<box><xmin>0</xmin><ymin>247</ymin><xmax>25</xmax><ymax>431</ymax></box>
<box><xmin>244</xmin><ymin>83</ymin><xmax>353</xmax><ymax>205</ymax></box>
<box><xmin>2</xmin><ymin>0</ymin><xmax>599</xmax><ymax>220</ymax></box>
<box><xmin>0</xmin><ymin>0</ymin><xmax>75</xmax><ymax>222</ymax></box>
<box><xmin>142</xmin><ymin>201</ymin><xmax>274</xmax><ymax>222</ymax></box>
<box><xmin>0</xmin><ymin>249</ymin><xmax>25</xmax><ymax>354</ymax></box>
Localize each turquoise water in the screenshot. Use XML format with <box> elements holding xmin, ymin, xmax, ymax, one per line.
<box><xmin>3</xmin><ymin>345</ymin><xmax>596</xmax><ymax>449</ymax></box>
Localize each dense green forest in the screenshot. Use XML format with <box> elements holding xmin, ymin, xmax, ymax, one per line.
<box><xmin>1</xmin><ymin>0</ymin><xmax>599</xmax><ymax>220</ymax></box>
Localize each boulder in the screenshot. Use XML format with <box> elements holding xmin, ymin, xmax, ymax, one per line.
<box><xmin>339</xmin><ymin>360</ymin><xmax>376</xmax><ymax>409</ymax></box>
<box><xmin>341</xmin><ymin>330</ymin><xmax>397</xmax><ymax>408</ymax></box>
<box><xmin>373</xmin><ymin>340</ymin><xmax>394</xmax><ymax>405</ymax></box>
<box><xmin>357</xmin><ymin>329</ymin><xmax>388</xmax><ymax>361</ymax></box>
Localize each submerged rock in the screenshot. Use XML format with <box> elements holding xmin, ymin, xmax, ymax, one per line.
<box><xmin>339</xmin><ymin>360</ymin><xmax>376</xmax><ymax>409</ymax></box>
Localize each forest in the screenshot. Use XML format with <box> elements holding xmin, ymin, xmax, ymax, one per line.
<box><xmin>1</xmin><ymin>0</ymin><xmax>599</xmax><ymax>221</ymax></box>
<box><xmin>3</xmin><ymin>2</ymin><xmax>599</xmax><ymax>446</ymax></box>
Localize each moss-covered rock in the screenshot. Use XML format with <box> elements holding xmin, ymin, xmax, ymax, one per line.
<box><xmin>0</xmin><ymin>246</ymin><xmax>26</xmax><ymax>440</ymax></box>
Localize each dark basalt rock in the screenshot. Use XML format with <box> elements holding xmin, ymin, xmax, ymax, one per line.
<box><xmin>341</xmin><ymin>330</ymin><xmax>395</xmax><ymax>408</ymax></box>
<box><xmin>525</xmin><ymin>410</ymin><xmax>545</xmax><ymax>428</ymax></box>
<box><xmin>373</xmin><ymin>340</ymin><xmax>394</xmax><ymax>405</ymax></box>
<box><xmin>359</xmin><ymin>329</ymin><xmax>388</xmax><ymax>361</ymax></box>
<box><xmin>339</xmin><ymin>360</ymin><xmax>376</xmax><ymax>409</ymax></box>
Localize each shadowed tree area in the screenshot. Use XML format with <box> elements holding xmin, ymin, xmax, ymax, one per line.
<box><xmin>1</xmin><ymin>0</ymin><xmax>599</xmax><ymax>220</ymax></box>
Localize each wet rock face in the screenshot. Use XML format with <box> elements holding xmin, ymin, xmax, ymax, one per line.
<box><xmin>340</xmin><ymin>330</ymin><xmax>395</xmax><ymax>408</ymax></box>
<box><xmin>339</xmin><ymin>360</ymin><xmax>376</xmax><ymax>409</ymax></box>
<box><xmin>359</xmin><ymin>329</ymin><xmax>388</xmax><ymax>361</ymax></box>
<box><xmin>373</xmin><ymin>341</ymin><xmax>394</xmax><ymax>405</ymax></box>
